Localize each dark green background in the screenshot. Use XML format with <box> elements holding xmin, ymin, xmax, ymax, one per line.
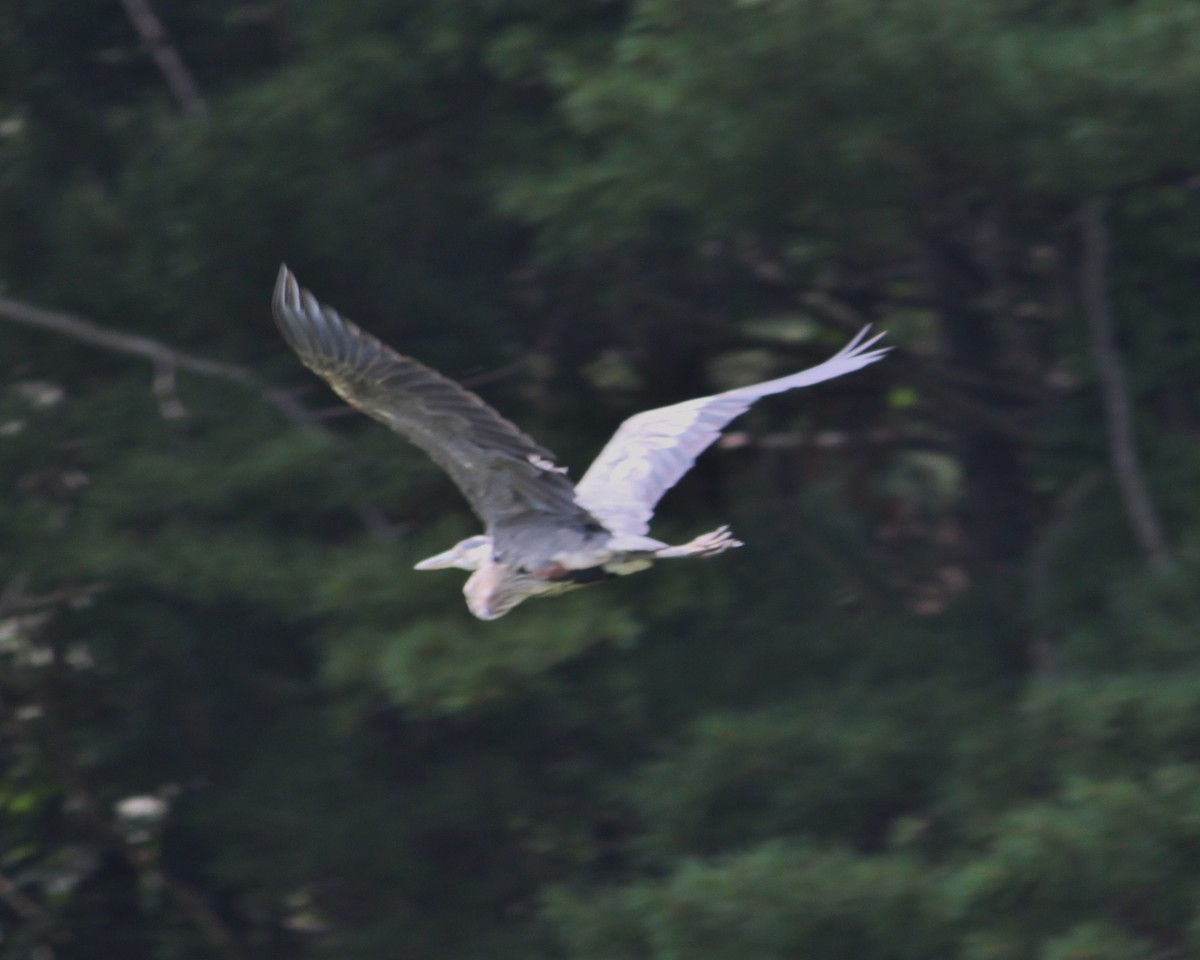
<box><xmin>3</xmin><ymin>1</ymin><xmax>1200</xmax><ymax>957</ymax></box>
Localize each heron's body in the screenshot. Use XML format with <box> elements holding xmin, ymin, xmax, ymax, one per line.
<box><xmin>272</xmin><ymin>267</ymin><xmax>888</xmax><ymax>619</ymax></box>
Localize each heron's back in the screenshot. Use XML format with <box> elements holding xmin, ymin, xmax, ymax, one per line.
<box><xmin>491</xmin><ymin>515</ymin><xmax>616</xmax><ymax>571</ymax></box>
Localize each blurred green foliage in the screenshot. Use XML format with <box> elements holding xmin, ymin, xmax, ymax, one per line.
<box><xmin>3</xmin><ymin>0</ymin><xmax>1200</xmax><ymax>957</ymax></box>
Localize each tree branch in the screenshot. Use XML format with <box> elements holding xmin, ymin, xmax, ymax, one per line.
<box><xmin>138</xmin><ymin>852</ymin><xmax>252</xmax><ymax>960</ymax></box>
<box><xmin>0</xmin><ymin>292</ymin><xmax>316</xmax><ymax>426</ymax></box>
<box><xmin>0</xmin><ymin>293</ymin><xmax>408</xmax><ymax>538</ymax></box>
<box><xmin>0</xmin><ymin>869</ymin><xmax>48</xmax><ymax>922</ymax></box>
<box><xmin>117</xmin><ymin>0</ymin><xmax>208</xmax><ymax>118</ymax></box>
<box><xmin>1026</xmin><ymin>469</ymin><xmax>1103</xmax><ymax>675</ymax></box>
<box><xmin>1077</xmin><ymin>198</ymin><xmax>1174</xmax><ymax>575</ymax></box>
<box><xmin>0</xmin><ymin>580</ymin><xmax>111</xmax><ymax>618</ymax></box>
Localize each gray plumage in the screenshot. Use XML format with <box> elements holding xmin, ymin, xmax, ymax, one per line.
<box><xmin>272</xmin><ymin>266</ymin><xmax>888</xmax><ymax>619</ymax></box>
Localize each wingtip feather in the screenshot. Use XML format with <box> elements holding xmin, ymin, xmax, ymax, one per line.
<box><xmin>273</xmin><ymin>265</ymin><xmax>300</xmax><ymax>319</ymax></box>
<box><xmin>271</xmin><ymin>265</ymin><xmax>302</xmax><ymax>340</ymax></box>
<box><xmin>839</xmin><ymin>325</ymin><xmax>888</xmax><ymax>358</ymax></box>
<box><xmin>271</xmin><ymin>266</ymin><xmax>354</xmax><ymax>365</ymax></box>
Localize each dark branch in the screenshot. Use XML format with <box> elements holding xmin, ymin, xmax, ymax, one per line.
<box><xmin>1026</xmin><ymin>469</ymin><xmax>1103</xmax><ymax>676</ymax></box>
<box><xmin>0</xmin><ymin>580</ymin><xmax>111</xmax><ymax>618</ymax></box>
<box><xmin>1077</xmin><ymin>198</ymin><xmax>1174</xmax><ymax>575</ymax></box>
<box><xmin>0</xmin><ymin>293</ymin><xmax>316</xmax><ymax>426</ymax></box>
<box><xmin>117</xmin><ymin>0</ymin><xmax>208</xmax><ymax>117</ymax></box>
<box><xmin>0</xmin><ymin>869</ymin><xmax>47</xmax><ymax>922</ymax></box>
<box><xmin>0</xmin><ymin>293</ymin><xmax>406</xmax><ymax>538</ymax></box>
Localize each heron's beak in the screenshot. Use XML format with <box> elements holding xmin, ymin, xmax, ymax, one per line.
<box><xmin>414</xmin><ymin>548</ymin><xmax>463</xmax><ymax>571</ymax></box>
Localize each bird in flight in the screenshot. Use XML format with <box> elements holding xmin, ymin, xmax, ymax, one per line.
<box><xmin>273</xmin><ymin>267</ymin><xmax>887</xmax><ymax>619</ymax></box>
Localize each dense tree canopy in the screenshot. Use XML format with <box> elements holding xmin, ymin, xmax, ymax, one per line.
<box><xmin>3</xmin><ymin>1</ymin><xmax>1200</xmax><ymax>957</ymax></box>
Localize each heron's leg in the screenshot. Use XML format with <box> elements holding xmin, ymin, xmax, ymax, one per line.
<box><xmin>654</xmin><ymin>524</ymin><xmax>744</xmax><ymax>559</ymax></box>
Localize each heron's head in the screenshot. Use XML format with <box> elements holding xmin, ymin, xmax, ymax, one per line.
<box><xmin>463</xmin><ymin>559</ymin><xmax>578</xmax><ymax>620</ymax></box>
<box><xmin>413</xmin><ymin>535</ymin><xmax>492</xmax><ymax>572</ymax></box>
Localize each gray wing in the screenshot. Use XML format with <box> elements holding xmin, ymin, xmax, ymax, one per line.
<box><xmin>272</xmin><ymin>266</ymin><xmax>597</xmax><ymax>541</ymax></box>
<box><xmin>573</xmin><ymin>327</ymin><xmax>888</xmax><ymax>536</ymax></box>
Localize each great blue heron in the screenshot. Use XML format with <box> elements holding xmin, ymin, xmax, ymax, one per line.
<box><xmin>272</xmin><ymin>266</ymin><xmax>888</xmax><ymax>619</ymax></box>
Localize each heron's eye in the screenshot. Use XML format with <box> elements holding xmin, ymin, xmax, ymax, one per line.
<box><xmin>516</xmin><ymin>566</ymin><xmax>529</xmax><ymax>575</ymax></box>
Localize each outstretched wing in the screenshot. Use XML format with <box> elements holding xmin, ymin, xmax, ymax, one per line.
<box><xmin>272</xmin><ymin>266</ymin><xmax>595</xmax><ymax>540</ymax></box>
<box><xmin>573</xmin><ymin>327</ymin><xmax>888</xmax><ymax>536</ymax></box>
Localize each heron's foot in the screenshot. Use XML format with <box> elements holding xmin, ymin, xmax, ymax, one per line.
<box><xmin>656</xmin><ymin>524</ymin><xmax>744</xmax><ymax>559</ymax></box>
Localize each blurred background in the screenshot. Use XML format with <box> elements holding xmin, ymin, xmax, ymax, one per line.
<box><xmin>3</xmin><ymin>1</ymin><xmax>1200</xmax><ymax>957</ymax></box>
